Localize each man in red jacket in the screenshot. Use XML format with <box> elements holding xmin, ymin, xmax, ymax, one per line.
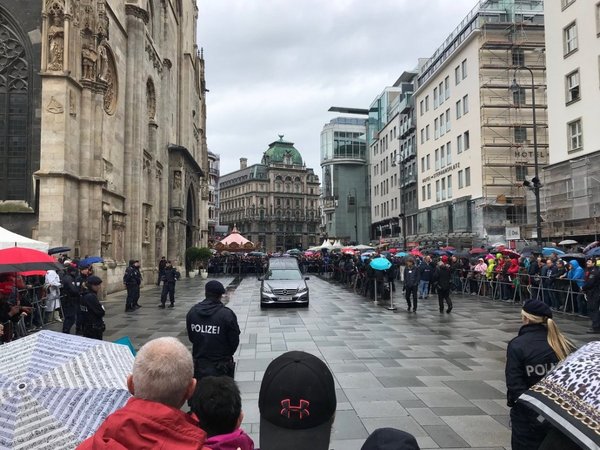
<box><xmin>78</xmin><ymin>337</ymin><xmax>209</xmax><ymax>450</ymax></box>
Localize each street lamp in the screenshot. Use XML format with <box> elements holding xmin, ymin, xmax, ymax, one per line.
<box><xmin>511</xmin><ymin>66</ymin><xmax>542</xmax><ymax>246</ymax></box>
<box><xmin>347</xmin><ymin>188</ymin><xmax>359</xmax><ymax>244</ymax></box>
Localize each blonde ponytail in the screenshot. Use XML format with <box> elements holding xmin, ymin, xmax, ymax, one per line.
<box><xmin>546</xmin><ymin>318</ymin><xmax>575</xmax><ymax>361</ymax></box>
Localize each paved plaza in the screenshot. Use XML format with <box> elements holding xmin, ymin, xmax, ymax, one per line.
<box><xmin>51</xmin><ymin>275</ymin><xmax>596</xmax><ymax>450</ymax></box>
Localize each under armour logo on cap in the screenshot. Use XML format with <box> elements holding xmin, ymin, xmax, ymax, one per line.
<box><xmin>280</xmin><ymin>399</ymin><xmax>310</xmax><ymax>419</ymax></box>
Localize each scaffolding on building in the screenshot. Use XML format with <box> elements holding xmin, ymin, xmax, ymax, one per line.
<box><xmin>477</xmin><ymin>0</ymin><xmax>547</xmax><ymax>239</ymax></box>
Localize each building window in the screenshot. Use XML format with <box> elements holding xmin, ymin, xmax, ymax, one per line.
<box><xmin>436</xmin><ymin>180</ymin><xmax>441</xmax><ymax>202</ymax></box>
<box><xmin>455</xmin><ymin>66</ymin><xmax>461</xmax><ymax>85</ymax></box>
<box><xmin>458</xmin><ymin>170</ymin><xmax>464</xmax><ymax>189</ymax></box>
<box><xmin>462</xmin><ymin>95</ymin><xmax>469</xmax><ymax>114</ymax></box>
<box><xmin>441</xmin><ymin>178</ymin><xmax>446</xmax><ymax>201</ymax></box>
<box><xmin>461</xmin><ymin>59</ymin><xmax>467</xmax><ymax>79</ymax></box>
<box><xmin>440</xmin><ymin>144</ymin><xmax>446</xmax><ymax>167</ymax></box>
<box><xmin>597</xmin><ymin>3</ymin><xmax>600</xmax><ymax>35</ymax></box>
<box><xmin>564</xmin><ymin>22</ymin><xmax>578</xmax><ymax>55</ymax></box>
<box><xmin>456</xmin><ymin>100</ymin><xmax>462</xmax><ymax>119</ymax></box>
<box><xmin>435</xmin><ymin>148</ymin><xmax>440</xmax><ymax>170</ymax></box>
<box><xmin>439</xmin><ymin>82</ymin><xmax>444</xmax><ymax>105</ymax></box>
<box><xmin>447</xmin><ymin>175</ymin><xmax>452</xmax><ymax>199</ymax></box>
<box><xmin>512</xmin><ymin>48</ymin><xmax>524</xmax><ymax>66</ymax></box>
<box><xmin>465</xmin><ymin>167</ymin><xmax>471</xmax><ymax>186</ymax></box>
<box><xmin>433</xmin><ymin>87</ymin><xmax>439</xmax><ymax>109</ymax></box>
<box><xmin>427</xmin><ymin>183</ymin><xmax>431</xmax><ymax>200</ymax></box>
<box><xmin>420</xmin><ymin>100</ymin><xmax>424</xmax><ymax>116</ymax></box>
<box><xmin>514</xmin><ymin>126</ymin><xmax>527</xmax><ymax>143</ymax></box>
<box><xmin>420</xmin><ymin>128</ymin><xmax>425</xmax><ymax>144</ymax></box>
<box><xmin>425</xmin><ymin>95</ymin><xmax>430</xmax><ymax>111</ymax></box>
<box><xmin>566</xmin><ymin>70</ymin><xmax>580</xmax><ymax>103</ymax></box>
<box><xmin>420</xmin><ymin>157</ymin><xmax>425</xmax><ymax>172</ymax></box>
<box><xmin>446</xmin><ymin>142</ymin><xmax>452</xmax><ymax>164</ymax></box>
<box><xmin>426</xmin><ymin>125</ymin><xmax>430</xmax><ymax>140</ymax></box>
<box><xmin>434</xmin><ymin>118</ymin><xmax>439</xmax><ymax>139</ymax></box>
<box><xmin>422</xmin><ymin>185</ymin><xmax>426</xmax><ymax>201</ymax></box>
<box><xmin>561</xmin><ymin>0</ymin><xmax>575</xmax><ymax>9</ymax></box>
<box><xmin>426</xmin><ymin>154</ymin><xmax>430</xmax><ymax>170</ymax></box>
<box><xmin>568</xmin><ymin>119</ymin><xmax>583</xmax><ymax>151</ymax></box>
<box><xmin>464</xmin><ymin>131</ymin><xmax>470</xmax><ymax>150</ymax></box>
<box><xmin>516</xmin><ymin>165</ymin><xmax>528</xmax><ymax>182</ymax></box>
<box><xmin>457</xmin><ymin>134</ymin><xmax>463</xmax><ymax>154</ymax></box>
<box><xmin>440</xmin><ymin>114</ymin><xmax>445</xmax><ymax>137</ymax></box>
<box><xmin>444</xmin><ymin>76</ymin><xmax>450</xmax><ymax>100</ymax></box>
<box><xmin>513</xmin><ymin>87</ymin><xmax>526</xmax><ymax>106</ymax></box>
<box><xmin>445</xmin><ymin>109</ymin><xmax>451</xmax><ymax>132</ymax></box>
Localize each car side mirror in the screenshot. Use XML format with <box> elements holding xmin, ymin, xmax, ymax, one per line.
<box><xmin>304</xmin><ymin>276</ymin><xmax>310</xmax><ymax>280</ymax></box>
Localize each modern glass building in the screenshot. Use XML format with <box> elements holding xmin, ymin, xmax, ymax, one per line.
<box><xmin>320</xmin><ymin>117</ymin><xmax>370</xmax><ymax>244</ymax></box>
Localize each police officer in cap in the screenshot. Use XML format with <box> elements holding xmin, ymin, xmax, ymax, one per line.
<box><xmin>505</xmin><ymin>299</ymin><xmax>575</xmax><ymax>450</ymax></box>
<box><xmin>80</xmin><ymin>275</ymin><xmax>106</xmax><ymax>340</ymax></box>
<box><xmin>186</xmin><ymin>280</ymin><xmax>240</xmax><ymax>381</ymax></box>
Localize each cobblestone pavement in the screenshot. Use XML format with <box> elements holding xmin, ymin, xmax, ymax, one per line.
<box><xmin>49</xmin><ymin>275</ymin><xmax>596</xmax><ymax>450</ymax></box>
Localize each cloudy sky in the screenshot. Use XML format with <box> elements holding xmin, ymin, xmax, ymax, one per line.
<box><xmin>197</xmin><ymin>0</ymin><xmax>477</xmax><ymax>176</ymax></box>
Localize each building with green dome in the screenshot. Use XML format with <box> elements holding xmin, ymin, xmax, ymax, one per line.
<box><xmin>219</xmin><ymin>136</ymin><xmax>321</xmax><ymax>252</ymax></box>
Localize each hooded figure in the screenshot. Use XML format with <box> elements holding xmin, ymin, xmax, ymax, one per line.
<box><xmin>567</xmin><ymin>260</ymin><xmax>585</xmax><ymax>289</ymax></box>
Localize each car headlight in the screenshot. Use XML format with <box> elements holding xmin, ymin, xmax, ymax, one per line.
<box><xmin>262</xmin><ymin>284</ymin><xmax>272</xmax><ymax>294</ymax></box>
<box><xmin>297</xmin><ymin>285</ymin><xmax>308</xmax><ymax>293</ymax></box>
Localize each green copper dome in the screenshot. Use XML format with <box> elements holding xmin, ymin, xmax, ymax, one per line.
<box><xmin>261</xmin><ymin>135</ymin><xmax>303</xmax><ymax>166</ymax></box>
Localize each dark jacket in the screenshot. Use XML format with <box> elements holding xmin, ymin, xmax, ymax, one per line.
<box><xmin>432</xmin><ymin>264</ymin><xmax>452</xmax><ymax>290</ymax></box>
<box><xmin>80</xmin><ymin>289</ymin><xmax>105</xmax><ymax>327</ymax></box>
<box><xmin>418</xmin><ymin>262</ymin><xmax>434</xmax><ymax>282</ymax></box>
<box><xmin>582</xmin><ymin>266</ymin><xmax>600</xmax><ymax>298</ymax></box>
<box><xmin>60</xmin><ymin>271</ymin><xmax>81</xmax><ymax>303</ymax></box>
<box><xmin>403</xmin><ymin>265</ymin><xmax>420</xmax><ymax>288</ymax></box>
<box><xmin>123</xmin><ymin>263</ymin><xmax>142</xmax><ymax>286</ymax></box>
<box><xmin>505</xmin><ymin>324</ymin><xmax>559</xmax><ymax>407</ymax></box>
<box><xmin>162</xmin><ymin>267</ymin><xmax>181</xmax><ymax>284</ymax></box>
<box><xmin>542</xmin><ymin>265</ymin><xmax>557</xmax><ymax>288</ymax></box>
<box><xmin>186</xmin><ymin>298</ymin><xmax>240</xmax><ymax>362</ymax></box>
<box><xmin>158</xmin><ymin>259</ymin><xmax>167</xmax><ymax>271</ymax></box>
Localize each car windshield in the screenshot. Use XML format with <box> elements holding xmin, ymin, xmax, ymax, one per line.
<box><xmin>265</xmin><ymin>269</ymin><xmax>302</xmax><ymax>280</ymax></box>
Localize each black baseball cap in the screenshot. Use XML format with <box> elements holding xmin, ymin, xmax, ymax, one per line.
<box><xmin>259</xmin><ymin>351</ymin><xmax>336</xmax><ymax>450</ymax></box>
<box><xmin>205</xmin><ymin>280</ymin><xmax>226</xmax><ymax>295</ymax></box>
<box><xmin>361</xmin><ymin>428</ymin><xmax>420</xmax><ymax>450</ymax></box>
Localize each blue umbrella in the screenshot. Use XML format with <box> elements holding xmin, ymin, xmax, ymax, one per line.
<box><xmin>585</xmin><ymin>247</ymin><xmax>600</xmax><ymax>257</ymax></box>
<box><xmin>396</xmin><ymin>251</ymin><xmax>408</xmax><ymax>257</ymax></box>
<box><xmin>79</xmin><ymin>256</ymin><xmax>104</xmax><ymax>266</ymax></box>
<box><xmin>370</xmin><ymin>257</ymin><xmax>392</xmax><ymax>271</ymax></box>
<box><xmin>542</xmin><ymin>247</ymin><xmax>565</xmax><ymax>257</ymax></box>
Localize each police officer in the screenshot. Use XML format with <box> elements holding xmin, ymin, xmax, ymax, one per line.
<box><xmin>79</xmin><ymin>275</ymin><xmax>106</xmax><ymax>340</ymax></box>
<box><xmin>123</xmin><ymin>259</ymin><xmax>142</xmax><ymax>312</ymax></box>
<box><xmin>60</xmin><ymin>261</ymin><xmax>81</xmax><ymax>334</ymax></box>
<box><xmin>75</xmin><ymin>262</ymin><xmax>92</xmax><ymax>334</ymax></box>
<box><xmin>186</xmin><ymin>280</ymin><xmax>240</xmax><ymax>381</ymax></box>
<box><xmin>505</xmin><ymin>299</ymin><xmax>575</xmax><ymax>450</ymax></box>
<box><xmin>158</xmin><ymin>261</ymin><xmax>180</xmax><ymax>308</ymax></box>
<box><xmin>582</xmin><ymin>260</ymin><xmax>600</xmax><ymax>334</ymax></box>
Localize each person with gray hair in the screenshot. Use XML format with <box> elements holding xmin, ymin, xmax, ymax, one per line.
<box><xmin>77</xmin><ymin>337</ymin><xmax>209</xmax><ymax>450</ymax></box>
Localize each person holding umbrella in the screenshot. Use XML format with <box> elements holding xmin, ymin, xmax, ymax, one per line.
<box><xmin>505</xmin><ymin>299</ymin><xmax>575</xmax><ymax>450</ymax></box>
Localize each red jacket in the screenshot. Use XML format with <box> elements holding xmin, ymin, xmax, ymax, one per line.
<box><xmin>77</xmin><ymin>397</ymin><xmax>209</xmax><ymax>450</ymax></box>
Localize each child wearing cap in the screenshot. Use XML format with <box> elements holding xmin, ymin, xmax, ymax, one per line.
<box><xmin>190</xmin><ymin>376</ymin><xmax>254</xmax><ymax>450</ymax></box>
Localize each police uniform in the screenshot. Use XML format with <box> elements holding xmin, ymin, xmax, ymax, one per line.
<box><xmin>79</xmin><ymin>276</ymin><xmax>106</xmax><ymax>340</ymax></box>
<box><xmin>186</xmin><ymin>280</ymin><xmax>240</xmax><ymax>380</ymax></box>
<box><xmin>505</xmin><ymin>300</ymin><xmax>558</xmax><ymax>450</ymax></box>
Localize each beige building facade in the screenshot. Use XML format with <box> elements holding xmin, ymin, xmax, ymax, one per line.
<box><xmin>36</xmin><ymin>0</ymin><xmax>208</xmax><ymax>291</ymax></box>
<box><xmin>542</xmin><ymin>0</ymin><xmax>600</xmax><ymax>241</ymax></box>
<box><xmin>219</xmin><ymin>137</ymin><xmax>321</xmax><ymax>252</ymax></box>
<box><xmin>414</xmin><ymin>0</ymin><xmax>547</xmax><ymax>246</ymax></box>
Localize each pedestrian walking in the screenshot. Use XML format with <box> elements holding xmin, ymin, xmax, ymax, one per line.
<box><xmin>505</xmin><ymin>299</ymin><xmax>575</xmax><ymax>450</ymax></box>
<box><xmin>123</xmin><ymin>259</ymin><xmax>142</xmax><ymax>312</ymax></box>
<box><xmin>186</xmin><ymin>280</ymin><xmax>240</xmax><ymax>381</ymax></box>
<box><xmin>159</xmin><ymin>261</ymin><xmax>180</xmax><ymax>308</ymax></box>
<box><xmin>403</xmin><ymin>258</ymin><xmax>420</xmax><ymax>312</ymax></box>
<box><xmin>157</xmin><ymin>256</ymin><xmax>167</xmax><ymax>286</ymax></box>
<box><xmin>432</xmin><ymin>260</ymin><xmax>453</xmax><ymax>313</ymax></box>
<box><xmin>417</xmin><ymin>256</ymin><xmax>434</xmax><ymax>299</ymax></box>
<box><xmin>79</xmin><ymin>275</ymin><xmax>106</xmax><ymax>340</ymax></box>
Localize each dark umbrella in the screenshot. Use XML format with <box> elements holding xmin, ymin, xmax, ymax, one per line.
<box><xmin>79</xmin><ymin>256</ymin><xmax>104</xmax><ymax>267</ymax></box>
<box><xmin>561</xmin><ymin>253</ymin><xmax>587</xmax><ymax>261</ymax></box>
<box><xmin>586</xmin><ymin>247</ymin><xmax>600</xmax><ymax>257</ymax></box>
<box><xmin>582</xmin><ymin>241</ymin><xmax>599</xmax><ymax>254</ymax></box>
<box><xmin>0</xmin><ymin>247</ymin><xmax>62</xmax><ymax>273</ymax></box>
<box><xmin>469</xmin><ymin>247</ymin><xmax>487</xmax><ymax>255</ymax></box>
<box><xmin>48</xmin><ymin>246</ymin><xmax>71</xmax><ymax>255</ymax></box>
<box><xmin>521</xmin><ymin>246</ymin><xmax>542</xmax><ymax>254</ymax></box>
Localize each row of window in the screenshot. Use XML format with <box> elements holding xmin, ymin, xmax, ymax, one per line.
<box><xmin>419</xmin><ymin>131</ymin><xmax>471</xmax><ymax>173</ymax></box>
<box><xmin>418</xmin><ymin>59</ymin><xmax>467</xmax><ymax>117</ymax></box>
<box><xmin>420</xmin><ymin>168</ymin><xmax>472</xmax><ymax>203</ymax></box>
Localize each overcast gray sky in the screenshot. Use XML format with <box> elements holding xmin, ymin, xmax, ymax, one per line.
<box><xmin>197</xmin><ymin>0</ymin><xmax>477</xmax><ymax>176</ymax></box>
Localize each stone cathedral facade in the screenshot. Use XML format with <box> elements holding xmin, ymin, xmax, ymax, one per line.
<box><xmin>36</xmin><ymin>0</ymin><xmax>208</xmax><ymax>291</ymax></box>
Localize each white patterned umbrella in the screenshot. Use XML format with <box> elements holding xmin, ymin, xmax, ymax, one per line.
<box><xmin>0</xmin><ymin>330</ymin><xmax>133</xmax><ymax>449</ymax></box>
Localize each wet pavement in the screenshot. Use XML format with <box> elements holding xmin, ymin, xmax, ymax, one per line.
<box><xmin>49</xmin><ymin>274</ymin><xmax>596</xmax><ymax>450</ymax></box>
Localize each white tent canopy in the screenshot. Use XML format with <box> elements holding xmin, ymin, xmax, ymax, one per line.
<box><xmin>0</xmin><ymin>227</ymin><xmax>49</xmax><ymax>252</ymax></box>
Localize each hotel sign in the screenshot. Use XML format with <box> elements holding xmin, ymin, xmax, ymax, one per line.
<box><xmin>422</xmin><ymin>162</ymin><xmax>460</xmax><ymax>183</ymax></box>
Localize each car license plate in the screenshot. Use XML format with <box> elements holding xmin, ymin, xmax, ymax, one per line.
<box><xmin>279</xmin><ymin>296</ymin><xmax>293</xmax><ymax>301</ymax></box>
